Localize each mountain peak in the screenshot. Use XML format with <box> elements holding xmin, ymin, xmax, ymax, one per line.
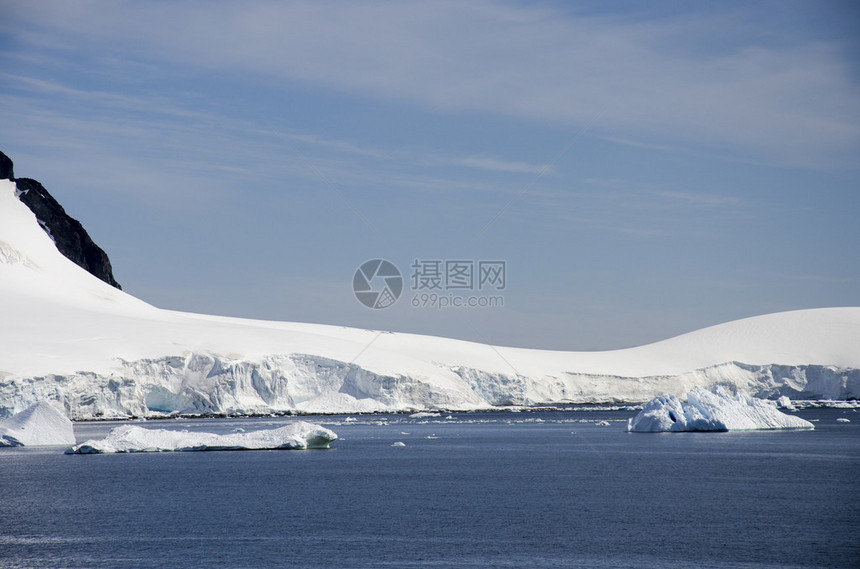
<box><xmin>0</xmin><ymin>151</ymin><xmax>13</xmax><ymax>180</ymax></box>
<box><xmin>0</xmin><ymin>151</ymin><xmax>121</xmax><ymax>289</ymax></box>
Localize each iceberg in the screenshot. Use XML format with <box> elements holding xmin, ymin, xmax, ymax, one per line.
<box><xmin>0</xmin><ymin>402</ymin><xmax>76</xmax><ymax>447</ymax></box>
<box><xmin>627</xmin><ymin>386</ymin><xmax>814</xmax><ymax>432</ymax></box>
<box><xmin>67</xmin><ymin>421</ymin><xmax>337</xmax><ymax>453</ymax></box>
<box><xmin>776</xmin><ymin>395</ymin><xmax>795</xmax><ymax>410</ymax></box>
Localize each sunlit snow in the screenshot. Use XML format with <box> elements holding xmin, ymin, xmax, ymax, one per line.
<box><xmin>67</xmin><ymin>421</ymin><xmax>337</xmax><ymax>453</ymax></box>
<box><xmin>0</xmin><ymin>402</ymin><xmax>76</xmax><ymax>447</ymax></box>
<box><xmin>627</xmin><ymin>387</ymin><xmax>814</xmax><ymax>432</ymax></box>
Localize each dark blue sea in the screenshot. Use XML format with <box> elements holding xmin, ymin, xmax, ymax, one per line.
<box><xmin>1</xmin><ymin>408</ymin><xmax>858</xmax><ymax>569</ymax></box>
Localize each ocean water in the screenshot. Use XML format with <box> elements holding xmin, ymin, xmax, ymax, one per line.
<box><xmin>0</xmin><ymin>409</ymin><xmax>858</xmax><ymax>569</ymax></box>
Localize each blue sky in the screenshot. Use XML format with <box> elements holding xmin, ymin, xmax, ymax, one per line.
<box><xmin>1</xmin><ymin>0</ymin><xmax>858</xmax><ymax>350</ymax></box>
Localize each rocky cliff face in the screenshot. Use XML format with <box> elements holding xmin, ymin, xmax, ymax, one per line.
<box><xmin>0</xmin><ymin>151</ymin><xmax>121</xmax><ymax>289</ymax></box>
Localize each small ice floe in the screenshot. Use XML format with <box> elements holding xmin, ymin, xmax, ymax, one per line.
<box><xmin>0</xmin><ymin>402</ymin><xmax>76</xmax><ymax>447</ymax></box>
<box><xmin>628</xmin><ymin>386</ymin><xmax>814</xmax><ymax>432</ymax></box>
<box><xmin>425</xmin><ymin>434</ymin><xmax>438</xmax><ymax>439</ymax></box>
<box><xmin>344</xmin><ymin>417</ymin><xmax>357</xmax><ymax>423</ymax></box>
<box><xmin>400</xmin><ymin>432</ymin><xmax>410</xmax><ymax>435</ymax></box>
<box><xmin>595</xmin><ymin>420</ymin><xmax>611</xmax><ymax>427</ymax></box>
<box><xmin>410</xmin><ymin>412</ymin><xmax>440</xmax><ymax>419</ymax></box>
<box><xmin>391</xmin><ymin>441</ymin><xmax>406</xmax><ymax>447</ymax></box>
<box><xmin>836</xmin><ymin>418</ymin><xmax>851</xmax><ymax>423</ymax></box>
<box><xmin>67</xmin><ymin>421</ymin><xmax>337</xmax><ymax>453</ymax></box>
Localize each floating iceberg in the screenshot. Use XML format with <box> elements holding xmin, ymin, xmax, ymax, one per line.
<box><xmin>67</xmin><ymin>421</ymin><xmax>337</xmax><ymax>453</ymax></box>
<box><xmin>627</xmin><ymin>386</ymin><xmax>814</xmax><ymax>432</ymax></box>
<box><xmin>776</xmin><ymin>395</ymin><xmax>795</xmax><ymax>410</ymax></box>
<box><xmin>0</xmin><ymin>402</ymin><xmax>76</xmax><ymax>447</ymax></box>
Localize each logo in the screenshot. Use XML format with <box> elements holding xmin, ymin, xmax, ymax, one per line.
<box><xmin>353</xmin><ymin>259</ymin><xmax>403</xmax><ymax>309</ymax></box>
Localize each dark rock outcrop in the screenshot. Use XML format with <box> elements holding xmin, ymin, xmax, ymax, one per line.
<box><xmin>1</xmin><ymin>151</ymin><xmax>122</xmax><ymax>289</ymax></box>
<box><xmin>0</xmin><ymin>152</ymin><xmax>13</xmax><ymax>180</ymax></box>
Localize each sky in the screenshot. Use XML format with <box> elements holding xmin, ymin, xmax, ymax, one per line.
<box><xmin>1</xmin><ymin>0</ymin><xmax>858</xmax><ymax>351</ymax></box>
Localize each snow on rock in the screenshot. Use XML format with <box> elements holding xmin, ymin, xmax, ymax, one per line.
<box><xmin>627</xmin><ymin>386</ymin><xmax>814</xmax><ymax>432</ymax></box>
<box><xmin>67</xmin><ymin>421</ymin><xmax>337</xmax><ymax>453</ymax></box>
<box><xmin>0</xmin><ymin>402</ymin><xmax>76</xmax><ymax>446</ymax></box>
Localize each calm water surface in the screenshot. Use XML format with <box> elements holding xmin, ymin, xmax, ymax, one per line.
<box><xmin>0</xmin><ymin>409</ymin><xmax>858</xmax><ymax>568</ymax></box>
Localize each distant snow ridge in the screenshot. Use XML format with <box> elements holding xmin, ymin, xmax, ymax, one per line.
<box><xmin>68</xmin><ymin>421</ymin><xmax>337</xmax><ymax>453</ymax></box>
<box><xmin>0</xmin><ymin>402</ymin><xmax>76</xmax><ymax>447</ymax></box>
<box><xmin>627</xmin><ymin>386</ymin><xmax>814</xmax><ymax>432</ymax></box>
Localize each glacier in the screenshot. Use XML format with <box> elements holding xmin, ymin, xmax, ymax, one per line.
<box><xmin>4</xmin><ymin>355</ymin><xmax>859</xmax><ymax>420</ymax></box>
<box><xmin>0</xmin><ymin>402</ymin><xmax>76</xmax><ymax>447</ymax></box>
<box><xmin>2</xmin><ymin>177</ymin><xmax>860</xmax><ymax>418</ymax></box>
<box><xmin>67</xmin><ymin>421</ymin><xmax>337</xmax><ymax>453</ymax></box>
<box><xmin>627</xmin><ymin>386</ymin><xmax>815</xmax><ymax>432</ymax></box>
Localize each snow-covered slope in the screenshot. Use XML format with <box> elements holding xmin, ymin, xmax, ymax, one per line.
<box><xmin>1</xmin><ymin>178</ymin><xmax>859</xmax><ymax>419</ymax></box>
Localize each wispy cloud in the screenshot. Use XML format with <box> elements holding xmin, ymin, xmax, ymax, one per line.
<box><xmin>445</xmin><ymin>155</ymin><xmax>552</xmax><ymax>175</ymax></box>
<box><xmin>584</xmin><ymin>179</ymin><xmax>743</xmax><ymax>209</ymax></box>
<box><xmin>0</xmin><ymin>72</ymin><xmax>541</xmax><ymax>216</ymax></box>
<box><xmin>2</xmin><ymin>66</ymin><xmax>570</xmax><ymax>207</ymax></box>
<box><xmin>788</xmin><ymin>274</ymin><xmax>857</xmax><ymax>285</ymax></box>
<box><xmin>5</xmin><ymin>0</ymin><xmax>857</xmax><ymax>168</ymax></box>
<box><xmin>652</xmin><ymin>191</ymin><xmax>741</xmax><ymax>208</ymax></box>
<box><xmin>256</xmin><ymin>129</ymin><xmax>393</xmax><ymax>160</ymax></box>
<box><xmin>0</xmin><ymin>72</ymin><xmax>215</xmax><ymax>124</ymax></box>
